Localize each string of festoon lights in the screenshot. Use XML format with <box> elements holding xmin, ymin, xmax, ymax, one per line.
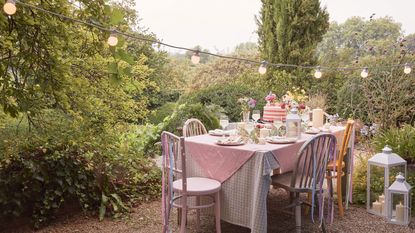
<box><xmin>3</xmin><ymin>0</ymin><xmax>414</xmax><ymax>78</ymax></box>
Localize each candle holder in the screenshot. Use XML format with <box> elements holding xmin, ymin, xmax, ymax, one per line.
<box><xmin>367</xmin><ymin>146</ymin><xmax>407</xmax><ymax>217</ymax></box>
<box><xmin>387</xmin><ymin>173</ymin><xmax>412</xmax><ymax>225</ymax></box>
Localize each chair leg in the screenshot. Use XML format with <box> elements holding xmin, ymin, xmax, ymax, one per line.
<box><xmin>180</xmin><ymin>205</ymin><xmax>187</xmax><ymax>233</ymax></box>
<box><xmin>196</xmin><ymin>196</ymin><xmax>200</xmax><ymax>231</ymax></box>
<box><xmin>295</xmin><ymin>201</ymin><xmax>301</xmax><ymax>233</ymax></box>
<box><xmin>214</xmin><ymin>192</ymin><xmax>221</xmax><ymax>233</ymax></box>
<box><xmin>337</xmin><ymin>173</ymin><xmax>344</xmax><ymax>217</ymax></box>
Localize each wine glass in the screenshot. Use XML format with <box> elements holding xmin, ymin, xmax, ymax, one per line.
<box><xmin>301</xmin><ymin>110</ymin><xmax>310</xmax><ymax>123</ymax></box>
<box><xmin>219</xmin><ymin>115</ymin><xmax>229</xmax><ymax>137</ymax></box>
<box><xmin>245</xmin><ymin>122</ymin><xmax>255</xmax><ymax>143</ymax></box>
<box><xmin>252</xmin><ymin>110</ymin><xmax>261</xmax><ymax>122</ymax></box>
<box><xmin>273</xmin><ymin>116</ymin><xmax>283</xmax><ymax>137</ymax></box>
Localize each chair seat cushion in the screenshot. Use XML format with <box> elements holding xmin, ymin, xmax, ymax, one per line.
<box><xmin>173</xmin><ymin>177</ymin><xmax>221</xmax><ymax>195</ymax></box>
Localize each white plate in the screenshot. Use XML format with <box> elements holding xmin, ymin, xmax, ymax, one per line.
<box><xmin>265</xmin><ymin>137</ymin><xmax>297</xmax><ymax>144</ymax></box>
<box><xmin>209</xmin><ymin>129</ymin><xmax>234</xmax><ymax>136</ymax></box>
<box><xmin>305</xmin><ymin>130</ymin><xmax>320</xmax><ymax>134</ymax></box>
<box><xmin>215</xmin><ymin>140</ymin><xmax>245</xmax><ymax>146</ymax></box>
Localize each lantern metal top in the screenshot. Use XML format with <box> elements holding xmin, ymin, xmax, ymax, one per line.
<box><xmin>388</xmin><ymin>173</ymin><xmax>412</xmax><ymax>192</ymax></box>
<box><xmin>368</xmin><ymin>146</ymin><xmax>406</xmax><ymax>167</ymax></box>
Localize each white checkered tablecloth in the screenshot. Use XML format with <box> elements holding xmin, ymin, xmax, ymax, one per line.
<box><xmin>186</xmin><ymin>150</ymin><xmax>279</xmax><ymax>233</ymax></box>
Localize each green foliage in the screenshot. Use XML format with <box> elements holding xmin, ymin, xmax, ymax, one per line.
<box><xmin>148</xmin><ymin>102</ymin><xmax>177</xmax><ymax>125</ymax></box>
<box><xmin>373</xmin><ymin>125</ymin><xmax>415</xmax><ymax>163</ymax></box>
<box><xmin>163</xmin><ymin>103</ymin><xmax>221</xmax><ymax>135</ymax></box>
<box><xmin>183</xmin><ymin>83</ymin><xmax>267</xmax><ymax>122</ymax></box>
<box><xmin>257</xmin><ymin>0</ymin><xmax>329</xmax><ymax>79</ymax></box>
<box><xmin>336</xmin><ymin>56</ymin><xmax>415</xmax><ymax>127</ymax></box>
<box><xmin>0</xmin><ymin>110</ymin><xmax>161</xmax><ymax>228</ymax></box>
<box><xmin>0</xmin><ymin>145</ymin><xmax>99</xmax><ymax>228</ymax></box>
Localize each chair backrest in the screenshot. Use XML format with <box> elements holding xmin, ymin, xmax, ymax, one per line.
<box><xmin>291</xmin><ymin>134</ymin><xmax>337</xmax><ymax>191</ymax></box>
<box><xmin>183</xmin><ymin>118</ymin><xmax>207</xmax><ymax>137</ymax></box>
<box><xmin>337</xmin><ymin>120</ymin><xmax>354</xmax><ymax>167</ymax></box>
<box><xmin>161</xmin><ymin>131</ymin><xmax>187</xmax><ymax>232</ymax></box>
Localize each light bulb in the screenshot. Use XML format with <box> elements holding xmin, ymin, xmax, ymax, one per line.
<box><xmin>404</xmin><ymin>63</ymin><xmax>411</xmax><ymax>74</ymax></box>
<box><xmin>3</xmin><ymin>0</ymin><xmax>16</xmax><ymax>15</ymax></box>
<box><xmin>258</xmin><ymin>61</ymin><xmax>267</xmax><ymax>75</ymax></box>
<box><xmin>314</xmin><ymin>66</ymin><xmax>322</xmax><ymax>79</ymax></box>
<box><xmin>107</xmin><ymin>32</ymin><xmax>118</xmax><ymax>46</ymax></box>
<box><xmin>191</xmin><ymin>51</ymin><xmax>200</xmax><ymax>64</ymax></box>
<box><xmin>360</xmin><ymin>67</ymin><xmax>368</xmax><ymax>78</ymax></box>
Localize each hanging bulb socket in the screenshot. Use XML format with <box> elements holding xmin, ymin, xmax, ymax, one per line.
<box><xmin>314</xmin><ymin>66</ymin><xmax>322</xmax><ymax>79</ymax></box>
<box><xmin>107</xmin><ymin>31</ymin><xmax>118</xmax><ymax>46</ymax></box>
<box><xmin>191</xmin><ymin>51</ymin><xmax>200</xmax><ymax>64</ymax></box>
<box><xmin>3</xmin><ymin>0</ymin><xmax>16</xmax><ymax>15</ymax></box>
<box><xmin>404</xmin><ymin>63</ymin><xmax>411</xmax><ymax>74</ymax></box>
<box><xmin>258</xmin><ymin>61</ymin><xmax>267</xmax><ymax>75</ymax></box>
<box><xmin>361</xmin><ymin>67</ymin><xmax>369</xmax><ymax>78</ymax></box>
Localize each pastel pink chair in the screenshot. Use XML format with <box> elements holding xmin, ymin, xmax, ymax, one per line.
<box><xmin>183</xmin><ymin>118</ymin><xmax>207</xmax><ymax>137</ymax></box>
<box><xmin>161</xmin><ymin>131</ymin><xmax>221</xmax><ymax>233</ymax></box>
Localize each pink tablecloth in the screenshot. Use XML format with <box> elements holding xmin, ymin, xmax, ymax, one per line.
<box><xmin>185</xmin><ymin>127</ymin><xmax>345</xmax><ymax>183</ymax></box>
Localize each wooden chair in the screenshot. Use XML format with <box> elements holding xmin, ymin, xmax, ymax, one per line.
<box><xmin>325</xmin><ymin>119</ymin><xmax>354</xmax><ymax>217</ymax></box>
<box><xmin>183</xmin><ymin>118</ymin><xmax>207</xmax><ymax>137</ymax></box>
<box><xmin>272</xmin><ymin>134</ymin><xmax>337</xmax><ymax>233</ymax></box>
<box><xmin>161</xmin><ymin>131</ymin><xmax>221</xmax><ymax>233</ymax></box>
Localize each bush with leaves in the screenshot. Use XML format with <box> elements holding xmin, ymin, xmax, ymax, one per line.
<box><xmin>0</xmin><ymin>111</ymin><xmax>161</xmax><ymax>229</ymax></box>
<box><xmin>182</xmin><ymin>83</ymin><xmax>267</xmax><ymax>122</ymax></box>
<box><xmin>162</xmin><ymin>103</ymin><xmax>222</xmax><ymax>135</ymax></box>
<box><xmin>372</xmin><ymin>125</ymin><xmax>415</xmax><ymax>163</ymax></box>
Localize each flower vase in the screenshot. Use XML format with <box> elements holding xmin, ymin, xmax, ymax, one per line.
<box><xmin>242</xmin><ymin>111</ymin><xmax>250</xmax><ymax>122</ymax></box>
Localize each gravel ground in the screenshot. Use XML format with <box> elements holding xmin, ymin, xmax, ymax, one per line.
<box><xmin>4</xmin><ymin>188</ymin><xmax>415</xmax><ymax>233</ymax></box>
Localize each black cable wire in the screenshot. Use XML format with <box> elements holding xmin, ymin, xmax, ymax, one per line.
<box><xmin>12</xmin><ymin>0</ymin><xmax>415</xmax><ymax>71</ymax></box>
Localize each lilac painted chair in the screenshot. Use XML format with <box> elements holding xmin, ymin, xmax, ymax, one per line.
<box><xmin>271</xmin><ymin>133</ymin><xmax>337</xmax><ymax>233</ymax></box>
<box><xmin>183</xmin><ymin>118</ymin><xmax>207</xmax><ymax>137</ymax></box>
<box><xmin>161</xmin><ymin>131</ymin><xmax>221</xmax><ymax>233</ymax></box>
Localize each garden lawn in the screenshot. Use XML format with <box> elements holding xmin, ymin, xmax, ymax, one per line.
<box><xmin>4</xmin><ymin>188</ymin><xmax>415</xmax><ymax>233</ymax></box>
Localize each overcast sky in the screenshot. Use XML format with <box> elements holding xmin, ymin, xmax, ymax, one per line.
<box><xmin>136</xmin><ymin>0</ymin><xmax>415</xmax><ymax>53</ymax></box>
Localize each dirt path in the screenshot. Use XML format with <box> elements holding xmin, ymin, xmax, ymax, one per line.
<box><xmin>5</xmin><ymin>188</ymin><xmax>414</xmax><ymax>233</ymax></box>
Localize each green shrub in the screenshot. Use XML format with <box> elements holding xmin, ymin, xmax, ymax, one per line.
<box><xmin>148</xmin><ymin>102</ymin><xmax>177</xmax><ymax>124</ymax></box>
<box><xmin>372</xmin><ymin>125</ymin><xmax>415</xmax><ymax>163</ymax></box>
<box><xmin>163</xmin><ymin>103</ymin><xmax>221</xmax><ymax>135</ymax></box>
<box><xmin>182</xmin><ymin>83</ymin><xmax>267</xmax><ymax>122</ymax></box>
<box><xmin>0</xmin><ymin>111</ymin><xmax>161</xmax><ymax>228</ymax></box>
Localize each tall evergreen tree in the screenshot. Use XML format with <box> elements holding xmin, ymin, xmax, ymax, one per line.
<box><xmin>257</xmin><ymin>0</ymin><xmax>329</xmax><ymax>78</ymax></box>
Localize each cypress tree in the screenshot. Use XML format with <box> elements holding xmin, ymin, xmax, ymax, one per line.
<box><xmin>257</xmin><ymin>0</ymin><xmax>329</xmax><ymax>78</ymax></box>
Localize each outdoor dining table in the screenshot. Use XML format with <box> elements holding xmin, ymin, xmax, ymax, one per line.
<box><xmin>184</xmin><ymin>126</ymin><xmax>348</xmax><ymax>233</ymax></box>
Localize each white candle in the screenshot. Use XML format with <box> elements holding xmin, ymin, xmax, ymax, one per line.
<box><xmin>395</xmin><ymin>202</ymin><xmax>405</xmax><ymax>222</ymax></box>
<box><xmin>259</xmin><ymin>128</ymin><xmax>271</xmax><ymax>138</ymax></box>
<box><xmin>379</xmin><ymin>194</ymin><xmax>386</xmax><ymax>215</ymax></box>
<box><xmin>379</xmin><ymin>194</ymin><xmax>385</xmax><ymax>202</ymax></box>
<box><xmin>372</xmin><ymin>200</ymin><xmax>382</xmax><ymax>214</ymax></box>
<box><xmin>312</xmin><ymin>108</ymin><xmax>324</xmax><ymax>128</ymax></box>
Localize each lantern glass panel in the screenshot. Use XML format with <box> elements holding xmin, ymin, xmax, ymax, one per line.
<box><xmin>368</xmin><ymin>164</ymin><xmax>386</xmax><ymax>214</ymax></box>
<box><xmin>390</xmin><ymin>193</ymin><xmax>406</xmax><ymax>224</ymax></box>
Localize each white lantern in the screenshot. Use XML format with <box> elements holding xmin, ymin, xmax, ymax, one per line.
<box><xmin>286</xmin><ymin>108</ymin><xmax>301</xmax><ymax>139</ymax></box>
<box><xmin>367</xmin><ymin>146</ymin><xmax>407</xmax><ymax>217</ymax></box>
<box><xmin>387</xmin><ymin>173</ymin><xmax>412</xmax><ymax>225</ymax></box>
